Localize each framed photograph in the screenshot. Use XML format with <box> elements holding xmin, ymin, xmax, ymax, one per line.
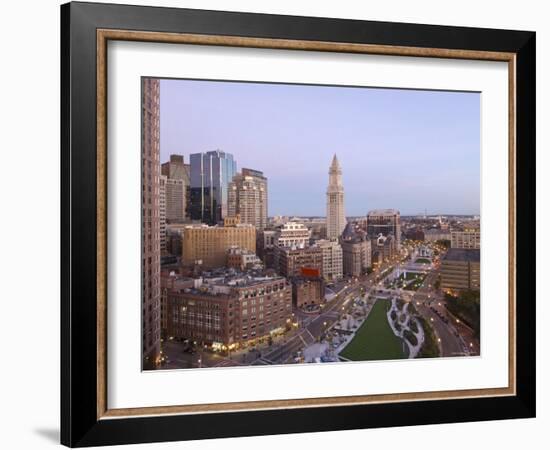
<box><xmin>61</xmin><ymin>1</ymin><xmax>536</xmax><ymax>447</ymax></box>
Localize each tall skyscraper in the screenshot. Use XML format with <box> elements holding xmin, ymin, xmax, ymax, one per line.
<box><xmin>142</xmin><ymin>78</ymin><xmax>161</xmax><ymax>368</ymax></box>
<box><xmin>188</xmin><ymin>150</ymin><xmax>237</xmax><ymax>225</ymax></box>
<box><xmin>326</xmin><ymin>154</ymin><xmax>346</xmax><ymax>240</ymax></box>
<box><xmin>159</xmin><ymin>174</ymin><xmax>167</xmax><ymax>252</ymax></box>
<box><xmin>366</xmin><ymin>209</ymin><xmax>401</xmax><ymax>250</ymax></box>
<box><xmin>228</xmin><ymin>168</ymin><xmax>268</xmax><ymax>229</ymax></box>
<box><xmin>161</xmin><ymin>154</ymin><xmax>189</xmax><ymax>223</ymax></box>
<box><xmin>164</xmin><ymin>179</ymin><xmax>186</xmax><ymax>223</ymax></box>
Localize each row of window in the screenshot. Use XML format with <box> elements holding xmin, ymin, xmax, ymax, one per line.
<box><xmin>240</xmin><ymin>283</ymin><xmax>286</xmax><ymax>298</ymax></box>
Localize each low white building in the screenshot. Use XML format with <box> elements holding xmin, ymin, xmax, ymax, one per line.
<box><xmin>275</xmin><ymin>222</ymin><xmax>310</xmax><ymax>248</ymax></box>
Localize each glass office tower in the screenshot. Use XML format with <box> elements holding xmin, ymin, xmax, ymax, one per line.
<box><xmin>188</xmin><ymin>150</ymin><xmax>237</xmax><ymax>225</ymax></box>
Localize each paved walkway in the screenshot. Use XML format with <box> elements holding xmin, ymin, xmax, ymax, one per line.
<box><xmin>303</xmin><ymin>343</ymin><xmax>329</xmax><ymax>362</ymax></box>
<box><xmin>387</xmin><ymin>297</ymin><xmax>425</xmax><ymax>358</ymax></box>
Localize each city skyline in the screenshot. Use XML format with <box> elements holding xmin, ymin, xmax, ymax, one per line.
<box><xmin>160</xmin><ymin>79</ymin><xmax>480</xmax><ymax>216</ymax></box>
<box><xmin>144</xmin><ymin>77</ymin><xmax>482</xmax><ymax>371</ymax></box>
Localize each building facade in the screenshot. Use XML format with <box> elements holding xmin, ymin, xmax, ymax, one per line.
<box><xmin>292</xmin><ymin>276</ymin><xmax>326</xmax><ymax>309</ymax></box>
<box><xmin>166</xmin><ymin>275</ymin><xmax>292</xmax><ymax>348</ymax></box>
<box><xmin>164</xmin><ymin>223</ymin><xmax>187</xmax><ymax>256</ymax></box>
<box><xmin>451</xmin><ymin>225</ymin><xmax>481</xmax><ymax>249</ymax></box>
<box><xmin>275</xmin><ymin>222</ymin><xmax>310</xmax><ymax>248</ymax></box>
<box><xmin>160</xmin><ymin>273</ymin><xmax>196</xmax><ymax>336</ymax></box>
<box><xmin>188</xmin><ymin>150</ymin><xmax>237</xmax><ymax>225</ymax></box>
<box><xmin>275</xmin><ymin>245</ymin><xmax>324</xmax><ymax>278</ymax></box>
<box><xmin>441</xmin><ymin>248</ymin><xmax>480</xmax><ymax>290</ymax></box>
<box><xmin>181</xmin><ymin>222</ymin><xmax>256</xmax><ymax>268</ymax></box>
<box><xmin>161</xmin><ymin>154</ymin><xmax>189</xmax><ymax>181</ymax></box>
<box><xmin>316</xmin><ymin>239</ymin><xmax>343</xmax><ymax>281</ymax></box>
<box><xmin>367</xmin><ymin>209</ymin><xmax>401</xmax><ymax>250</ymax></box>
<box><xmin>372</xmin><ymin>233</ymin><xmax>397</xmax><ymax>262</ymax></box>
<box><xmin>256</xmin><ymin>229</ymin><xmax>277</xmax><ymax>269</ymax></box>
<box><xmin>161</xmin><ymin>154</ymin><xmax>190</xmax><ymax>223</ymax></box>
<box><xmin>405</xmin><ymin>227</ymin><xmax>425</xmax><ymax>242</ymax></box>
<box><xmin>340</xmin><ymin>222</ymin><xmax>372</xmax><ymax>277</ymax></box>
<box><xmin>228</xmin><ymin>168</ymin><xmax>268</xmax><ymax>229</ymax></box>
<box><xmin>424</xmin><ymin>228</ymin><xmax>452</xmax><ymax>242</ymax></box>
<box><xmin>326</xmin><ymin>154</ymin><xmax>346</xmax><ymax>240</ymax></box>
<box><xmin>159</xmin><ymin>175</ymin><xmax>167</xmax><ymax>252</ymax></box>
<box><xmin>306</xmin><ymin>218</ymin><xmax>327</xmax><ymax>240</ymax></box>
<box><xmin>341</xmin><ymin>239</ymin><xmax>372</xmax><ymax>277</ymax></box>
<box><xmin>142</xmin><ymin>78</ymin><xmax>161</xmax><ymax>368</ymax></box>
<box><xmin>226</xmin><ymin>247</ymin><xmax>263</xmax><ymax>271</ymax></box>
<box><xmin>164</xmin><ymin>178</ymin><xmax>186</xmax><ymax>223</ymax></box>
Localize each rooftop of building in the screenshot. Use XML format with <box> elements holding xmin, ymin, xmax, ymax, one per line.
<box><xmin>278</xmin><ymin>221</ymin><xmax>309</xmax><ymax>230</ymax></box>
<box><xmin>277</xmin><ymin>244</ymin><xmax>321</xmax><ymax>253</ymax></box>
<box><xmin>241</xmin><ymin>168</ymin><xmax>266</xmax><ymax>179</ymax></box>
<box><xmin>205</xmin><ymin>277</ymin><xmax>285</xmax><ymax>289</ymax></box>
<box><xmin>167</xmin><ymin>222</ymin><xmax>197</xmax><ymax>228</ymax></box>
<box><xmin>425</xmin><ymin>228</ymin><xmax>451</xmax><ymax>234</ymax></box>
<box><xmin>168</xmin><ymin>268</ymin><xmax>288</xmax><ymax>298</ymax></box>
<box><xmin>452</xmin><ymin>225</ymin><xmax>480</xmax><ymax>232</ymax></box>
<box><xmin>190</xmin><ymin>149</ymin><xmax>234</xmax><ymax>159</ymax></box>
<box><xmin>292</xmin><ymin>275</ymin><xmax>325</xmax><ymax>284</ymax></box>
<box><xmin>341</xmin><ymin>222</ymin><xmax>369</xmax><ymax>242</ymax></box>
<box><xmin>227</xmin><ymin>246</ymin><xmax>257</xmax><ymax>255</ymax></box>
<box><xmin>367</xmin><ymin>209</ymin><xmax>400</xmax><ymax>216</ymax></box>
<box><xmin>201</xmin><ymin>267</ymin><xmax>284</xmax><ymax>284</ymax></box>
<box><xmin>162</xmin><ymin>271</ymin><xmax>195</xmax><ymax>282</ymax></box>
<box><xmin>314</xmin><ymin>239</ymin><xmax>342</xmax><ymax>247</ymax></box>
<box><xmin>374</xmin><ymin>233</ymin><xmax>395</xmax><ymax>245</ymax></box>
<box><xmin>443</xmin><ymin>248</ymin><xmax>480</xmax><ymax>262</ymax></box>
<box><xmin>184</xmin><ymin>222</ymin><xmax>255</xmax><ymax>229</ymax></box>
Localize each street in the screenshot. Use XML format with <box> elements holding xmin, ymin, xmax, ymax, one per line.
<box><xmin>160</xmin><ymin>242</ymin><xmax>479</xmax><ymax>369</ymax></box>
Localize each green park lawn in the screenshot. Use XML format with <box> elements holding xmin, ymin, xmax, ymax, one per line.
<box><xmin>339</xmin><ymin>299</ymin><xmax>406</xmax><ymax>361</ymax></box>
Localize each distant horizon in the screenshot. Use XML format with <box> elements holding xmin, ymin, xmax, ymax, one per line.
<box><xmin>178</xmin><ymin>216</ymin><xmax>478</xmax><ymax>220</ymax></box>
<box><xmin>160</xmin><ymin>153</ymin><xmax>481</xmax><ymax>217</ymax></box>
<box><xmin>160</xmin><ymin>78</ymin><xmax>480</xmax><ymax>216</ymax></box>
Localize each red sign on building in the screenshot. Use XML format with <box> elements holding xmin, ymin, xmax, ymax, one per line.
<box><xmin>300</xmin><ymin>267</ymin><xmax>320</xmax><ymax>278</ymax></box>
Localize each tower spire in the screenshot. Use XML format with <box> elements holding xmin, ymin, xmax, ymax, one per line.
<box><xmin>330</xmin><ymin>154</ymin><xmax>341</xmax><ymax>172</ymax></box>
<box><xmin>326</xmin><ymin>155</ymin><xmax>345</xmax><ymax>240</ymax></box>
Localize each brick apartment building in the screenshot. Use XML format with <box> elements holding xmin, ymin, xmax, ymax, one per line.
<box><xmin>166</xmin><ymin>274</ymin><xmax>292</xmax><ymax>349</ymax></box>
